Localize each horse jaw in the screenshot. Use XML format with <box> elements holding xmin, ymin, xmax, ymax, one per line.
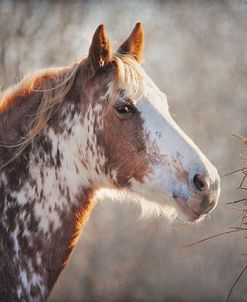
<box><xmin>94</xmin><ymin>187</ymin><xmax>178</xmax><ymax>222</ymax></box>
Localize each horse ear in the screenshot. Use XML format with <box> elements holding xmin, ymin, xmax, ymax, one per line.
<box><xmin>87</xmin><ymin>24</ymin><xmax>112</xmax><ymax>72</ymax></box>
<box><xmin>117</xmin><ymin>22</ymin><xmax>144</xmax><ymax>63</ymax></box>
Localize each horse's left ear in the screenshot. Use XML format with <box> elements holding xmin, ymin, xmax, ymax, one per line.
<box><xmin>87</xmin><ymin>24</ymin><xmax>112</xmax><ymax>73</ymax></box>
<box><xmin>117</xmin><ymin>22</ymin><xmax>144</xmax><ymax>63</ymax></box>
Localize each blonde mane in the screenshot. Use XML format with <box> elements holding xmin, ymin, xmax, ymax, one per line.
<box><xmin>0</xmin><ymin>55</ymin><xmax>145</xmax><ymax>168</ymax></box>
<box><xmin>115</xmin><ymin>55</ymin><xmax>145</xmax><ymax>101</ymax></box>
<box><xmin>0</xmin><ymin>63</ymin><xmax>82</xmax><ymax>167</ymax></box>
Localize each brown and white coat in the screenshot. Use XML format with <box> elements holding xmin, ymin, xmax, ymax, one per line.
<box><xmin>0</xmin><ymin>23</ymin><xmax>220</xmax><ymax>301</ymax></box>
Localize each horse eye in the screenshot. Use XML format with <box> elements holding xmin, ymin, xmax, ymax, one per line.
<box><xmin>115</xmin><ymin>103</ymin><xmax>136</xmax><ymax>116</ymax></box>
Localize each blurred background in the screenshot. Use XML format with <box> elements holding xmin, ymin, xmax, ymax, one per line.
<box><xmin>1</xmin><ymin>0</ymin><xmax>247</xmax><ymax>301</ymax></box>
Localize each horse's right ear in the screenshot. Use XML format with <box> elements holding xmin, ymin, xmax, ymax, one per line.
<box><xmin>87</xmin><ymin>24</ymin><xmax>112</xmax><ymax>74</ymax></box>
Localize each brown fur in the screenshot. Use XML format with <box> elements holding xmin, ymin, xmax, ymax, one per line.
<box><xmin>88</xmin><ymin>24</ymin><xmax>112</xmax><ymax>71</ymax></box>
<box><xmin>0</xmin><ymin>23</ymin><xmax>148</xmax><ymax>300</ymax></box>
<box><xmin>97</xmin><ymin>93</ymin><xmax>148</xmax><ymax>186</ymax></box>
<box><xmin>118</xmin><ymin>22</ymin><xmax>144</xmax><ymax>63</ymax></box>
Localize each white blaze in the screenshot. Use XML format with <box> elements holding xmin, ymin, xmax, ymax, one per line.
<box><xmin>129</xmin><ymin>68</ymin><xmax>220</xmax><ymax>218</ymax></box>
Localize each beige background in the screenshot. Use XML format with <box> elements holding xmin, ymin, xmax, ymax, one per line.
<box><xmin>1</xmin><ymin>1</ymin><xmax>247</xmax><ymax>301</ymax></box>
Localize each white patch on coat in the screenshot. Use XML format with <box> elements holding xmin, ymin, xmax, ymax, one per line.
<box><xmin>17</xmin><ymin>287</ymin><xmax>22</xmax><ymax>299</ymax></box>
<box><xmin>27</xmin><ymin>104</ymin><xmax>109</xmax><ymax>234</ymax></box>
<box><xmin>125</xmin><ymin>65</ymin><xmax>220</xmax><ymax>219</ymax></box>
<box><xmin>12</xmin><ymin>226</ymin><xmax>20</xmax><ymax>260</ymax></box>
<box><xmin>20</xmin><ymin>270</ymin><xmax>30</xmax><ymax>293</ymax></box>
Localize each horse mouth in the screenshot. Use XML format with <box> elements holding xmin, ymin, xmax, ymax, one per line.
<box><xmin>173</xmin><ymin>194</ymin><xmax>205</xmax><ymax>222</ymax></box>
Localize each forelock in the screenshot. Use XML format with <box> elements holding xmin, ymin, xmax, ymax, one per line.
<box><xmin>113</xmin><ymin>55</ymin><xmax>145</xmax><ymax>101</ymax></box>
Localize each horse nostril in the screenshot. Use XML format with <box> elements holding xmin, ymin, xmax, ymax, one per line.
<box><xmin>200</xmin><ymin>195</ymin><xmax>216</xmax><ymax>211</ymax></box>
<box><xmin>193</xmin><ymin>174</ymin><xmax>207</xmax><ymax>192</ymax></box>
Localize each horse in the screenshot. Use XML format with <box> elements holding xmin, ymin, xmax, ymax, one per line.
<box><xmin>0</xmin><ymin>23</ymin><xmax>220</xmax><ymax>301</ymax></box>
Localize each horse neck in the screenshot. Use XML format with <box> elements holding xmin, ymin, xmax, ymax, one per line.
<box><xmin>0</xmin><ymin>101</ymin><xmax>100</xmax><ymax>300</ymax></box>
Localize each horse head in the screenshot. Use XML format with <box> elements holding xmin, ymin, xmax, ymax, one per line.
<box><xmin>79</xmin><ymin>23</ymin><xmax>220</xmax><ymax>223</ymax></box>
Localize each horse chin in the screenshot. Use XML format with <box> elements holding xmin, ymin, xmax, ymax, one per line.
<box><xmin>173</xmin><ymin>196</ymin><xmax>206</xmax><ymax>223</ymax></box>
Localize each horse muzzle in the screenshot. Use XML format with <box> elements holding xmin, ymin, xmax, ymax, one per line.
<box><xmin>173</xmin><ymin>172</ymin><xmax>221</xmax><ymax>222</ymax></box>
